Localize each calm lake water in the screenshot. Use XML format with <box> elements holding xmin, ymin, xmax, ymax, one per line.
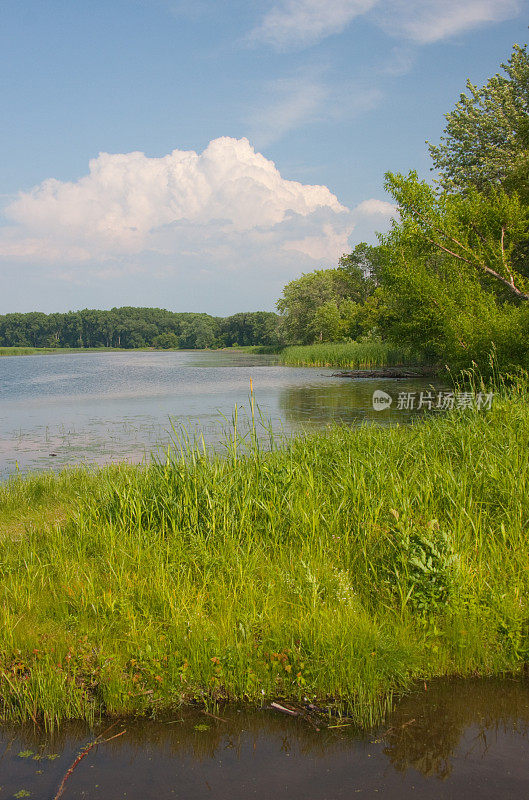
<box><xmin>1</xmin><ymin>678</ymin><xmax>528</xmax><ymax>799</ymax></box>
<box><xmin>0</xmin><ymin>350</ymin><xmax>444</xmax><ymax>478</ymax></box>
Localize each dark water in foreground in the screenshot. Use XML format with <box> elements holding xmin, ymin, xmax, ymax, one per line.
<box><xmin>1</xmin><ymin>679</ymin><xmax>528</xmax><ymax>799</ymax></box>
<box><xmin>0</xmin><ymin>350</ymin><xmax>447</xmax><ymax>478</ymax></box>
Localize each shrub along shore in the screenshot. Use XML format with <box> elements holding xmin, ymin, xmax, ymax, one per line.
<box><xmin>1</xmin><ymin>377</ymin><xmax>528</xmax><ymax>729</ymax></box>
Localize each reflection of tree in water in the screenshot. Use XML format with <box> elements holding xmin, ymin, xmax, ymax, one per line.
<box><xmin>1</xmin><ymin>707</ymin><xmax>352</xmax><ymax>765</ymax></box>
<box><xmin>383</xmin><ymin>678</ymin><xmax>529</xmax><ymax>780</ymax></box>
<box><xmin>3</xmin><ymin>679</ymin><xmax>529</xmax><ymax>786</ymax></box>
<box><xmin>279</xmin><ymin>380</ymin><xmax>439</xmax><ymax>426</ymax></box>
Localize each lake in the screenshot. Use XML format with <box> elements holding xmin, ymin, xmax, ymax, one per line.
<box><xmin>0</xmin><ymin>350</ymin><xmax>444</xmax><ymax>479</ymax></box>
<box><xmin>1</xmin><ymin>678</ymin><xmax>528</xmax><ymax>799</ymax></box>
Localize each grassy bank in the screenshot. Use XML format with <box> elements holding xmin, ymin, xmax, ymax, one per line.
<box><xmin>279</xmin><ymin>340</ymin><xmax>417</xmax><ymax>369</ymax></box>
<box><xmin>1</xmin><ymin>380</ymin><xmax>528</xmax><ymax>728</ymax></box>
<box><xmin>0</xmin><ymin>346</ymin><xmax>63</xmax><ymax>356</ymax></box>
<box><xmin>0</xmin><ymin>347</ymin><xmax>132</xmax><ymax>357</ymax></box>
<box><xmin>0</xmin><ymin>345</ymin><xmax>278</xmax><ymax>357</ymax></box>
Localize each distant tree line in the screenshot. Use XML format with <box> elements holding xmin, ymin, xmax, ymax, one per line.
<box><xmin>0</xmin><ymin>307</ymin><xmax>282</xmax><ymax>350</ymax></box>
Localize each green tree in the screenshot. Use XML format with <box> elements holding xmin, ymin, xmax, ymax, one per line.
<box><xmin>339</xmin><ymin>242</ymin><xmax>385</xmax><ymax>292</ymax></box>
<box><xmin>428</xmin><ymin>43</ymin><xmax>529</xmax><ymax>201</ymax></box>
<box><xmin>311</xmin><ymin>301</ymin><xmax>345</xmax><ymax>342</ymax></box>
<box><xmin>378</xmin><ymin>170</ymin><xmax>529</xmax><ymax>369</ymax></box>
<box><xmin>277</xmin><ymin>268</ymin><xmax>365</xmax><ymax>344</ymax></box>
<box><xmin>385</xmin><ymin>171</ymin><xmax>529</xmax><ymax>301</ymax></box>
<box><xmin>153</xmin><ymin>332</ymin><xmax>179</xmax><ymax>349</ymax></box>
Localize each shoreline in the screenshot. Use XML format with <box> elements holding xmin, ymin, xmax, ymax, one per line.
<box><xmin>1</xmin><ymin>383</ymin><xmax>527</xmax><ymax>728</ymax></box>
<box><xmin>331</xmin><ymin>366</ymin><xmax>440</xmax><ymax>379</ymax></box>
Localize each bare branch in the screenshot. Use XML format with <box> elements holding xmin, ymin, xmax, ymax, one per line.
<box><xmin>500</xmin><ymin>226</ymin><xmax>515</xmax><ymax>287</ymax></box>
<box><xmin>402</xmin><ymin>204</ymin><xmax>529</xmax><ymax>301</ymax></box>
<box><xmin>424</xmin><ymin>236</ymin><xmax>529</xmax><ymax>301</ymax></box>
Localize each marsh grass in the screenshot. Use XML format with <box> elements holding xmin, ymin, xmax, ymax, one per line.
<box><xmin>279</xmin><ymin>340</ymin><xmax>417</xmax><ymax>369</ymax></box>
<box><xmin>0</xmin><ymin>379</ymin><xmax>528</xmax><ymax>728</ymax></box>
<box><xmin>0</xmin><ymin>347</ymin><xmax>131</xmax><ymax>357</ymax></box>
<box><xmin>0</xmin><ymin>347</ymin><xmax>59</xmax><ymax>356</ymax></box>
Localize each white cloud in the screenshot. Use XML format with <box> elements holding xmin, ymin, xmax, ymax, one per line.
<box><xmin>250</xmin><ymin>0</ymin><xmax>378</xmax><ymax>49</ymax></box>
<box><xmin>1</xmin><ymin>137</ymin><xmax>381</xmax><ymax>293</ymax></box>
<box><xmin>251</xmin><ymin>0</ymin><xmax>522</xmax><ymax>49</ymax></box>
<box><xmin>247</xmin><ymin>67</ymin><xmax>383</xmax><ymax>147</ymax></box>
<box><xmin>353</xmin><ymin>198</ymin><xmax>395</xmax><ymax>216</ymax></box>
<box><xmin>375</xmin><ymin>0</ymin><xmax>522</xmax><ymax>44</ymax></box>
<box><xmin>248</xmin><ymin>72</ymin><xmax>329</xmax><ymax>147</ymax></box>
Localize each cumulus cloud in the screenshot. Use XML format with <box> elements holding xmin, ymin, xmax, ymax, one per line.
<box><xmin>1</xmin><ymin>138</ymin><xmax>349</xmax><ymax>261</ymax></box>
<box><xmin>251</xmin><ymin>0</ymin><xmax>522</xmax><ymax>49</ymax></box>
<box><xmin>0</xmin><ymin>137</ymin><xmax>397</xmax><ymax>304</ymax></box>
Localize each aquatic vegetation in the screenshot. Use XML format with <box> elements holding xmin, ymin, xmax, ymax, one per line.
<box><xmin>279</xmin><ymin>340</ymin><xmax>416</xmax><ymax>369</ymax></box>
<box><xmin>0</xmin><ymin>378</ymin><xmax>528</xmax><ymax>728</ymax></box>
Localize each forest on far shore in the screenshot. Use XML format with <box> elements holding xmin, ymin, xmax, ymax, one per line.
<box><xmin>0</xmin><ymin>308</ymin><xmax>282</xmax><ymax>350</ymax></box>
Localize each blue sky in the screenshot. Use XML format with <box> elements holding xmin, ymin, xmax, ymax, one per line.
<box><xmin>1</xmin><ymin>0</ymin><xmax>527</xmax><ymax>315</ymax></box>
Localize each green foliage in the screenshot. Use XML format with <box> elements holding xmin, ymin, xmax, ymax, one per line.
<box><xmin>386</xmin><ymin>171</ymin><xmax>529</xmax><ymax>290</ymax></box>
<box><xmin>0</xmin><ymin>308</ymin><xmax>282</xmax><ymax>350</ymax></box>
<box><xmin>428</xmin><ymin>43</ymin><xmax>529</xmax><ymax>201</ymax></box>
<box><xmin>219</xmin><ymin>311</ymin><xmax>283</xmax><ymax>347</ymax></box>
<box><xmin>385</xmin><ymin>514</ymin><xmax>458</xmax><ymax>615</ymax></box>
<box><xmin>276</xmin><ymin>247</ymin><xmax>380</xmax><ymax>345</ymax></box>
<box><xmin>279</xmin><ymin>340</ymin><xmax>412</xmax><ymax>368</ymax></box>
<box><xmin>379</xmin><ymin>171</ymin><xmax>529</xmax><ymax>369</ymax></box>
<box><xmin>339</xmin><ymin>241</ymin><xmax>384</xmax><ymax>289</ymax></box>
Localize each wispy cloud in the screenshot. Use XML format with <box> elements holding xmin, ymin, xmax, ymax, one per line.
<box><xmin>249</xmin><ymin>0</ymin><xmax>378</xmax><ymax>50</ymax></box>
<box><xmin>247</xmin><ymin>67</ymin><xmax>382</xmax><ymax>146</ymax></box>
<box><xmin>375</xmin><ymin>0</ymin><xmax>523</xmax><ymax>44</ymax></box>
<box><xmin>250</xmin><ymin>0</ymin><xmax>523</xmax><ymax>49</ymax></box>
<box><xmin>376</xmin><ymin>45</ymin><xmax>415</xmax><ymax>77</ymax></box>
<box><xmin>248</xmin><ymin>71</ymin><xmax>329</xmax><ymax>147</ymax></box>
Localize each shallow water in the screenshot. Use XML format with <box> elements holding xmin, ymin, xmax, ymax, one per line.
<box><xmin>1</xmin><ymin>678</ymin><xmax>528</xmax><ymax>799</ymax></box>
<box><xmin>0</xmin><ymin>350</ymin><xmax>446</xmax><ymax>478</ymax></box>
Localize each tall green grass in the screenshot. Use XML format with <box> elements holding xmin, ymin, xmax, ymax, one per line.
<box><xmin>1</xmin><ymin>380</ymin><xmax>528</xmax><ymax>728</ymax></box>
<box><xmin>0</xmin><ymin>346</ymin><xmax>58</xmax><ymax>356</ymax></box>
<box><xmin>279</xmin><ymin>340</ymin><xmax>417</xmax><ymax>369</ymax></box>
<box><xmin>0</xmin><ymin>346</ymin><xmax>130</xmax><ymax>357</ymax></box>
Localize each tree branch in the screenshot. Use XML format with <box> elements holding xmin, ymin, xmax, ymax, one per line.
<box><xmin>404</xmin><ymin>205</ymin><xmax>529</xmax><ymax>301</ymax></box>
<box><xmin>424</xmin><ymin>236</ymin><xmax>529</xmax><ymax>301</ymax></box>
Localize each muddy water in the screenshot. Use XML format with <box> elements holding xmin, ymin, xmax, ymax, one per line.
<box><xmin>1</xmin><ymin>678</ymin><xmax>528</xmax><ymax>799</ymax></box>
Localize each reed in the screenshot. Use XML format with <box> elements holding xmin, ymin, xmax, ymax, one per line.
<box><xmin>279</xmin><ymin>340</ymin><xmax>416</xmax><ymax>369</ymax></box>
<box><xmin>0</xmin><ymin>378</ymin><xmax>528</xmax><ymax>728</ymax></box>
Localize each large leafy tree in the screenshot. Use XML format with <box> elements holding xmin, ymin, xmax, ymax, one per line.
<box><xmin>385</xmin><ymin>171</ymin><xmax>529</xmax><ymax>301</ymax></box>
<box><xmin>277</xmin><ymin>268</ymin><xmax>364</xmax><ymax>344</ymax></box>
<box><xmin>375</xmin><ymin>42</ymin><xmax>529</xmax><ymax>371</ymax></box>
<box><xmin>338</xmin><ymin>242</ymin><xmax>385</xmax><ymax>290</ymax></box>
<box><xmin>428</xmin><ymin>43</ymin><xmax>529</xmax><ymax>201</ymax></box>
<box><xmin>379</xmin><ymin>171</ymin><xmax>529</xmax><ymax>368</ymax></box>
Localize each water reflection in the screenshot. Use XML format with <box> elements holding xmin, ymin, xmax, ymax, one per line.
<box><xmin>1</xmin><ymin>678</ymin><xmax>528</xmax><ymax>799</ymax></box>
<box><xmin>384</xmin><ymin>677</ymin><xmax>529</xmax><ymax>780</ymax></box>
<box><xmin>0</xmin><ymin>352</ymin><xmax>451</xmax><ymax>478</ymax></box>
<box><xmin>279</xmin><ymin>378</ymin><xmax>447</xmax><ymax>427</ymax></box>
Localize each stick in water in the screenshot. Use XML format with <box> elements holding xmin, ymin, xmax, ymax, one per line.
<box><xmin>52</xmin><ymin>729</ymin><xmax>126</xmax><ymax>800</ymax></box>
